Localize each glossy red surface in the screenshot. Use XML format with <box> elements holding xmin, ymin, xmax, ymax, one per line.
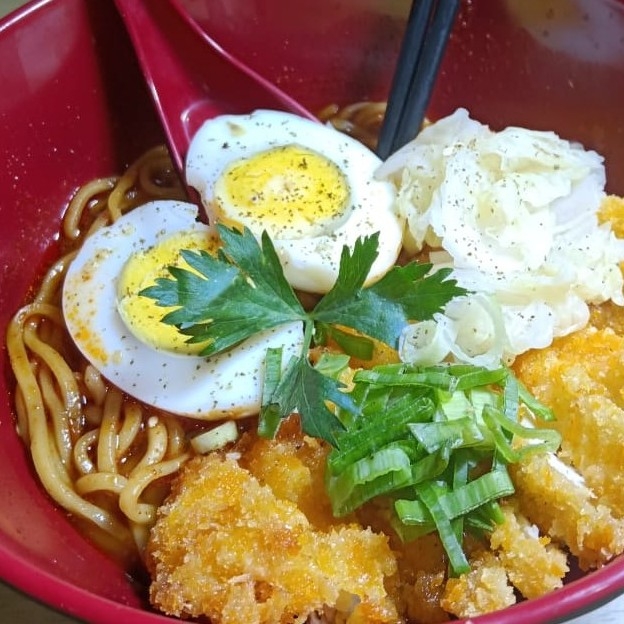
<box><xmin>184</xmin><ymin>0</ymin><xmax>624</xmax><ymax>195</ymax></box>
<box><xmin>112</xmin><ymin>0</ymin><xmax>314</xmax><ymax>175</ymax></box>
<box><xmin>1</xmin><ymin>1</ymin><xmax>624</xmax><ymax>623</ymax></box>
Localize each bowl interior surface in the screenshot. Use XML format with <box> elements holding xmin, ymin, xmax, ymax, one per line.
<box><xmin>2</xmin><ymin>0</ymin><xmax>624</xmax><ymax>622</ymax></box>
<box><xmin>185</xmin><ymin>0</ymin><xmax>624</xmax><ymax>195</ymax></box>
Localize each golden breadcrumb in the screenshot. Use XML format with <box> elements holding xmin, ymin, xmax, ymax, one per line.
<box><xmin>598</xmin><ymin>194</ymin><xmax>624</xmax><ymax>238</ymax></box>
<box><xmin>515</xmin><ymin>325</ymin><xmax>624</xmax><ymax>516</ymax></box>
<box><xmin>512</xmin><ymin>317</ymin><xmax>624</xmax><ymax>569</ymax></box>
<box><xmin>237</xmin><ymin>420</ymin><xmax>338</xmax><ymax>531</ymax></box>
<box><xmin>489</xmin><ymin>501</ymin><xmax>568</xmax><ymax>598</ymax></box>
<box><xmin>147</xmin><ymin>422</ymin><xmax>400</xmax><ymax>624</ymax></box>
<box><xmin>356</xmin><ymin>503</ymin><xmax>450</xmax><ymax>623</ymax></box>
<box><xmin>440</xmin><ymin>550</ymin><xmax>515</xmax><ymax>619</ymax></box>
<box><xmin>509</xmin><ymin>451</ymin><xmax>624</xmax><ymax>570</ymax></box>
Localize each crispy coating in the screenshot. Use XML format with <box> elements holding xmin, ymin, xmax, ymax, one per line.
<box><xmin>489</xmin><ymin>501</ymin><xmax>568</xmax><ymax>598</ymax></box>
<box><xmin>440</xmin><ymin>551</ymin><xmax>515</xmax><ymax>619</ymax></box>
<box><xmin>237</xmin><ymin>420</ymin><xmax>338</xmax><ymax>531</ymax></box>
<box><xmin>598</xmin><ymin>194</ymin><xmax>624</xmax><ymax>238</ymax></box>
<box><xmin>513</xmin><ymin>318</ymin><xmax>624</xmax><ymax>569</ymax></box>
<box><xmin>509</xmin><ymin>451</ymin><xmax>624</xmax><ymax>570</ymax></box>
<box><xmin>147</xmin><ymin>422</ymin><xmax>399</xmax><ymax>624</ymax></box>
<box><xmin>440</xmin><ymin>501</ymin><xmax>569</xmax><ymax>619</ymax></box>
<box><xmin>515</xmin><ymin>325</ymin><xmax>624</xmax><ymax>516</ymax></box>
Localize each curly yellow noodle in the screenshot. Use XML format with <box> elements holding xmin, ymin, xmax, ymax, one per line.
<box><xmin>32</xmin><ymin>256</ymin><xmax>72</xmax><ymax>305</ymax></box>
<box><xmin>96</xmin><ymin>388</ymin><xmax>124</xmax><ymax>474</ymax></box>
<box><xmin>63</xmin><ymin>177</ymin><xmax>118</xmax><ymax>240</ymax></box>
<box><xmin>107</xmin><ymin>145</ymin><xmax>186</xmax><ymax>220</ymax></box>
<box><xmin>6</xmin><ymin>146</ymin><xmax>193</xmax><ymax>562</ymax></box>
<box><xmin>318</xmin><ymin>101</ymin><xmax>386</xmax><ymax>151</ymax></box>
<box><xmin>7</xmin><ymin>310</ymin><xmax>132</xmax><ymax>543</ymax></box>
<box><xmin>120</xmin><ymin>454</ymin><xmax>190</xmax><ymax>525</ymax></box>
<box><xmin>84</xmin><ymin>212</ymin><xmax>115</xmax><ymax>240</ymax></box>
<box><xmin>135</xmin><ymin>418</ymin><xmax>169</xmax><ymax>469</ymax></box>
<box><xmin>38</xmin><ymin>366</ymin><xmax>73</xmax><ymax>468</ymax></box>
<box><xmin>75</xmin><ymin>471</ymin><xmax>128</xmax><ymax>497</ymax></box>
<box><xmin>164</xmin><ymin>415</ymin><xmax>187</xmax><ymax>458</ymax></box>
<box><xmin>116</xmin><ymin>403</ymin><xmax>144</xmax><ymax>458</ymax></box>
<box><xmin>83</xmin><ymin>364</ymin><xmax>107</xmax><ymax>406</ymax></box>
<box><xmin>22</xmin><ymin>312</ymin><xmax>82</xmax><ymax>426</ymax></box>
<box><xmin>104</xmin><ymin>172</ymin><xmax>133</xmax><ymax>222</ymax></box>
<box><xmin>138</xmin><ymin>153</ymin><xmax>187</xmax><ymax>199</ymax></box>
<box><xmin>14</xmin><ymin>385</ymin><xmax>30</xmax><ymax>446</ymax></box>
<box><xmin>73</xmin><ymin>429</ymin><xmax>99</xmax><ymax>476</ymax></box>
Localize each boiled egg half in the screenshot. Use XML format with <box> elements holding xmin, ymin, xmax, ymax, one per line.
<box><xmin>62</xmin><ymin>200</ymin><xmax>304</xmax><ymax>419</ymax></box>
<box><xmin>186</xmin><ymin>109</ymin><xmax>403</xmax><ymax>294</ymax></box>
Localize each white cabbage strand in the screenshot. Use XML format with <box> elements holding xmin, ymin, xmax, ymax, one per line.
<box><xmin>380</xmin><ymin>108</ymin><xmax>624</xmax><ymax>366</ymax></box>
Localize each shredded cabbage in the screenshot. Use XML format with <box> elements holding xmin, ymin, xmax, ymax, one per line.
<box><xmin>378</xmin><ymin>108</ymin><xmax>624</xmax><ymax>365</ymax></box>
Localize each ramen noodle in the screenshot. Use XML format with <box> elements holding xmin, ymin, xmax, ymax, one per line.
<box><xmin>318</xmin><ymin>101</ymin><xmax>386</xmax><ymax>151</ymax></box>
<box><xmin>6</xmin><ymin>146</ymin><xmax>191</xmax><ymax>565</ymax></box>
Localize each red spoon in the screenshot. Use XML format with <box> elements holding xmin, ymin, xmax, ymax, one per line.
<box><xmin>113</xmin><ymin>0</ymin><xmax>316</xmax><ymax>175</ymax></box>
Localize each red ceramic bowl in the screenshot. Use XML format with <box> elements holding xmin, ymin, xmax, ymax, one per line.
<box><xmin>1</xmin><ymin>1</ymin><xmax>624</xmax><ymax>623</ymax></box>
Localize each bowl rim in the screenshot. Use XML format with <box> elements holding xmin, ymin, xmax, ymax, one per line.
<box><xmin>2</xmin><ymin>525</ymin><xmax>624</xmax><ymax>623</ymax></box>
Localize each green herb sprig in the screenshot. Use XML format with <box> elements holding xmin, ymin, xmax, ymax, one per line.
<box><xmin>141</xmin><ymin>224</ymin><xmax>465</xmax><ymax>445</ymax></box>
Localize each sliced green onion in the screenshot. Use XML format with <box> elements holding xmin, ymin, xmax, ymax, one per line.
<box><xmin>318</xmin><ymin>323</ymin><xmax>375</xmax><ymax>360</ymax></box>
<box><xmin>327</xmin><ymin>447</ymin><xmax>413</xmax><ymax>516</ymax></box>
<box><xmin>324</xmin><ymin>360</ymin><xmax>561</xmax><ymax>576</ymax></box>
<box><xmin>396</xmin><ymin>466</ymin><xmax>514</xmax><ymax>526</ymax></box>
<box><xmin>438</xmin><ymin>390</ymin><xmax>472</xmax><ymax>421</ymax></box>
<box><xmin>262</xmin><ymin>346</ymin><xmax>283</xmax><ymax>400</ymax></box>
<box><xmin>314</xmin><ymin>352</ymin><xmax>351</xmax><ymax>379</ymax></box>
<box><xmin>191</xmin><ymin>420</ymin><xmax>239</xmax><ymax>454</ymax></box>
<box><xmin>395</xmin><ymin>497</ymin><xmax>431</xmax><ymax>525</ymax></box>
<box><xmin>466</xmin><ymin>388</ymin><xmax>500</xmax><ymax>424</ymax></box>
<box><xmin>452</xmin><ymin>366</ymin><xmax>508</xmax><ymax>391</ymax></box>
<box><xmin>437</xmin><ymin>467</ymin><xmax>515</xmax><ymax>519</ymax></box>
<box><xmin>502</xmin><ymin>370</ymin><xmax>519</xmax><ymax>421</ymax></box>
<box><xmin>354</xmin><ymin>365</ymin><xmax>456</xmax><ymax>390</ymax></box>
<box><xmin>258</xmin><ymin>347</ymin><xmax>285</xmax><ymax>439</ymax></box>
<box><xmin>407</xmin><ymin>443</ymin><xmax>451</xmax><ymax>487</ymax></box>
<box><xmin>417</xmin><ymin>482</ymin><xmax>471</xmax><ymax>576</ymax></box>
<box><xmin>470</xmin><ymin>500</ymin><xmax>506</xmax><ymax>528</ymax></box>
<box><xmin>482</xmin><ymin>404</ymin><xmax>562</xmax><ymax>463</ymax></box>
<box><xmin>483</xmin><ymin>408</ymin><xmax>561</xmax><ymax>463</ymax></box>
<box><xmin>328</xmin><ymin>395</ymin><xmax>434</xmax><ymax>475</ymax></box>
<box><xmin>518</xmin><ymin>377</ymin><xmax>556</xmax><ymax>421</ymax></box>
<box><xmin>408</xmin><ymin>418</ymin><xmax>485</xmax><ymax>453</ymax></box>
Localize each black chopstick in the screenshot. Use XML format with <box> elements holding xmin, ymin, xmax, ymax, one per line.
<box><xmin>376</xmin><ymin>0</ymin><xmax>460</xmax><ymax>160</ymax></box>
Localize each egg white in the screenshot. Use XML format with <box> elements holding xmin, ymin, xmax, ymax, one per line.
<box><xmin>62</xmin><ymin>200</ymin><xmax>304</xmax><ymax>420</ymax></box>
<box><xmin>185</xmin><ymin>109</ymin><xmax>403</xmax><ymax>294</ymax></box>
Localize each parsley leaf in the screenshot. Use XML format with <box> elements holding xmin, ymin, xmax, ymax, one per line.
<box><xmin>141</xmin><ymin>226</ymin><xmax>306</xmax><ymax>356</ymax></box>
<box><xmin>312</xmin><ymin>239</ymin><xmax>464</xmax><ymax>349</ymax></box>
<box><xmin>261</xmin><ymin>342</ymin><xmax>356</xmax><ymax>447</ymax></box>
<box><xmin>142</xmin><ymin>224</ymin><xmax>466</xmax><ymax>444</ymax></box>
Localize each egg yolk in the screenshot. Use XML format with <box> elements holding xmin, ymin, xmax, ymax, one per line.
<box><xmin>117</xmin><ymin>229</ymin><xmax>218</xmax><ymax>355</ymax></box>
<box><xmin>213</xmin><ymin>144</ymin><xmax>351</xmax><ymax>239</ymax></box>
